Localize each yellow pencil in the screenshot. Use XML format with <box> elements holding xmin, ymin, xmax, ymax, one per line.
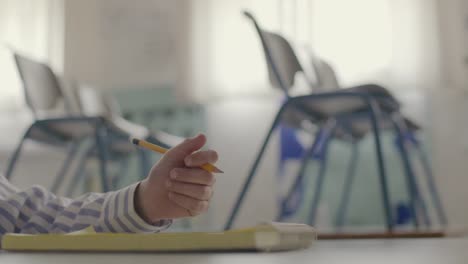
<box><xmin>131</xmin><ymin>138</ymin><xmax>224</xmax><ymax>174</ymax></box>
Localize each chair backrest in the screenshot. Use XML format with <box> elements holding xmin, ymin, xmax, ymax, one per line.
<box><xmin>78</xmin><ymin>85</ymin><xmax>114</xmax><ymax>119</ymax></box>
<box><xmin>243</xmin><ymin>11</ymin><xmax>310</xmax><ymax>96</ymax></box>
<box><xmin>13</xmin><ymin>53</ymin><xmax>67</xmax><ymax>117</ymax></box>
<box><xmin>309</xmin><ymin>55</ymin><xmax>341</xmax><ymax>92</ymax></box>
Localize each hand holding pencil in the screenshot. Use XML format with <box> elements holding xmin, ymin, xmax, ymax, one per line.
<box><xmin>133</xmin><ymin>134</ymin><xmax>220</xmax><ymax>223</ymax></box>
<box><xmin>132</xmin><ymin>138</ymin><xmax>223</xmax><ymax>174</ymax></box>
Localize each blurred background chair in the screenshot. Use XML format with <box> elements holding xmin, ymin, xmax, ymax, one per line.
<box><xmin>6</xmin><ymin>53</ymin><xmax>182</xmax><ymax>195</ymax></box>
<box><xmin>225</xmin><ymin>11</ymin><xmax>446</xmax><ymax>232</ymax></box>
<box><xmin>5</xmin><ymin>53</ymin><xmax>109</xmax><ymax>191</ymax></box>
<box><xmin>306</xmin><ymin>53</ymin><xmax>447</xmax><ymax>230</ymax></box>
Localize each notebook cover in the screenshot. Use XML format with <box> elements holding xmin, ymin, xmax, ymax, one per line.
<box><xmin>2</xmin><ymin>222</ymin><xmax>316</xmax><ymax>252</ymax></box>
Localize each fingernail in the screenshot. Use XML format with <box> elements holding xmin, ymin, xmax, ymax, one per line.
<box><xmin>166</xmin><ymin>180</ymin><xmax>172</xmax><ymax>188</ymax></box>
<box><xmin>170</xmin><ymin>170</ymin><xmax>177</xmax><ymax>179</ymax></box>
<box><xmin>184</xmin><ymin>157</ymin><xmax>192</xmax><ymax>166</ymax></box>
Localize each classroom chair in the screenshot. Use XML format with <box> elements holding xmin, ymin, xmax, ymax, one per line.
<box><xmin>306</xmin><ymin>54</ymin><xmax>447</xmax><ymax>229</ymax></box>
<box><xmin>6</xmin><ymin>53</ymin><xmax>180</xmax><ymax>194</ymax></box>
<box><xmin>5</xmin><ymin>53</ymin><xmax>109</xmax><ymax>192</ymax></box>
<box><xmin>224</xmin><ymin>11</ymin><xmax>446</xmax><ymax>231</ymax></box>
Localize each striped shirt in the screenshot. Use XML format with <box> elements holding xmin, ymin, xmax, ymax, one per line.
<box><xmin>0</xmin><ymin>175</ymin><xmax>171</xmax><ymax>240</ymax></box>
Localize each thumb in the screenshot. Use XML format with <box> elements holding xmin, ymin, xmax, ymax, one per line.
<box><xmin>167</xmin><ymin>133</ymin><xmax>207</xmax><ymax>159</ymax></box>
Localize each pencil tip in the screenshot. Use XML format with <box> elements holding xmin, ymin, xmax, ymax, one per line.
<box><xmin>215</xmin><ymin>168</ymin><xmax>224</xmax><ymax>174</ymax></box>
<box><xmin>131</xmin><ymin>138</ymin><xmax>140</xmax><ymax>145</ymax></box>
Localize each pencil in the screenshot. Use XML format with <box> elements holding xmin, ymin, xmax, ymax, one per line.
<box><xmin>131</xmin><ymin>138</ymin><xmax>224</xmax><ymax>174</ymax></box>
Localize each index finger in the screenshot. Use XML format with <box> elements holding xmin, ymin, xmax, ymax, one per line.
<box><xmin>184</xmin><ymin>150</ymin><xmax>219</xmax><ymax>167</ymax></box>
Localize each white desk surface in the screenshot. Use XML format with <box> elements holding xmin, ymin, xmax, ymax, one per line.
<box><xmin>1</xmin><ymin>238</ymin><xmax>467</xmax><ymax>264</ymax></box>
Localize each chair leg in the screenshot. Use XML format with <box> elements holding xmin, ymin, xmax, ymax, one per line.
<box><xmin>224</xmin><ymin>104</ymin><xmax>289</xmax><ymax>230</ymax></box>
<box><xmin>395</xmin><ymin>135</ymin><xmax>421</xmax><ymax>228</ymax></box>
<box><xmin>414</xmin><ymin>139</ymin><xmax>448</xmax><ymax>227</ymax></box>
<box><xmin>5</xmin><ymin>127</ymin><xmax>32</xmax><ymax>180</ymax></box>
<box><xmin>95</xmin><ymin>126</ymin><xmax>110</xmax><ymax>192</ymax></box>
<box><xmin>367</xmin><ymin>99</ymin><xmax>393</xmax><ymax>231</ymax></box>
<box><xmin>306</xmin><ymin>134</ymin><xmax>332</xmax><ymax>226</ymax></box>
<box><xmin>335</xmin><ymin>141</ymin><xmax>360</xmax><ymax>229</ymax></box>
<box><xmin>51</xmin><ymin>141</ymin><xmax>82</xmax><ymax>193</ymax></box>
<box><xmin>276</xmin><ymin>130</ymin><xmax>321</xmax><ymax>221</ymax></box>
<box><xmin>66</xmin><ymin>144</ymin><xmax>94</xmax><ymax>197</ymax></box>
<box><xmin>393</xmin><ymin>115</ymin><xmax>430</xmax><ymax>228</ymax></box>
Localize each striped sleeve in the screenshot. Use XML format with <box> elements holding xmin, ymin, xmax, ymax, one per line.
<box><xmin>0</xmin><ymin>176</ymin><xmax>171</xmax><ymax>237</ymax></box>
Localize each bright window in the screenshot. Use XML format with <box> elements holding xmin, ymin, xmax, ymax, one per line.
<box><xmin>0</xmin><ymin>0</ymin><xmax>63</xmax><ymax>111</ymax></box>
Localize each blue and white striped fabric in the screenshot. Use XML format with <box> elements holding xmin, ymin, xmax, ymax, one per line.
<box><xmin>0</xmin><ymin>175</ymin><xmax>171</xmax><ymax>240</ymax></box>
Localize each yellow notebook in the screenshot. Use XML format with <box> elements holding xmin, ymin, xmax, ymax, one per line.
<box><xmin>2</xmin><ymin>222</ymin><xmax>316</xmax><ymax>252</ymax></box>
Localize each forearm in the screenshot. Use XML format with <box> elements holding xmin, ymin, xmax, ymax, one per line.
<box><xmin>0</xmin><ymin>176</ymin><xmax>171</xmax><ymax>236</ymax></box>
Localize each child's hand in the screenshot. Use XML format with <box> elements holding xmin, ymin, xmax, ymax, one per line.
<box><xmin>135</xmin><ymin>134</ymin><xmax>218</xmax><ymax>223</ymax></box>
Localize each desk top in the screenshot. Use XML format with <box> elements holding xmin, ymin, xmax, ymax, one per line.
<box><xmin>1</xmin><ymin>238</ymin><xmax>467</xmax><ymax>264</ymax></box>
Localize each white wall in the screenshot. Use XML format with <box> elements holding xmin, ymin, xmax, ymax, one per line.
<box><xmin>63</xmin><ymin>0</ymin><xmax>188</xmax><ymax>94</ymax></box>
<box><xmin>436</xmin><ymin>0</ymin><xmax>468</xmax><ymax>91</ymax></box>
<box><xmin>430</xmin><ymin>0</ymin><xmax>468</xmax><ymax>228</ymax></box>
<box><xmin>429</xmin><ymin>90</ymin><xmax>468</xmax><ymax>229</ymax></box>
